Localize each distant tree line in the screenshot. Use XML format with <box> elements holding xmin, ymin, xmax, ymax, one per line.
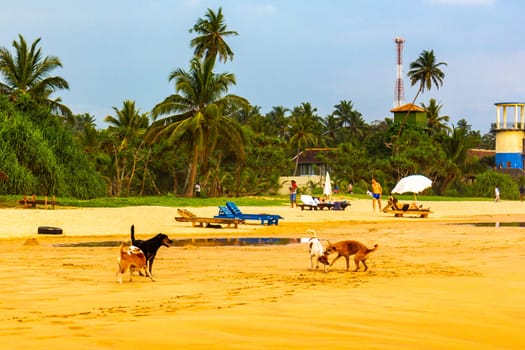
<box><xmin>0</xmin><ymin>8</ymin><xmax>522</xmax><ymax>199</ymax></box>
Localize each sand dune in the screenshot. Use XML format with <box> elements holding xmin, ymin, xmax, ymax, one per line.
<box><xmin>1</xmin><ymin>199</ymin><xmax>524</xmax><ymax>349</ymax></box>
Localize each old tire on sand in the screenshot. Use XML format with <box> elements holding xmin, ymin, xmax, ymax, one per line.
<box><xmin>38</xmin><ymin>226</ymin><xmax>63</xmax><ymax>235</ymax></box>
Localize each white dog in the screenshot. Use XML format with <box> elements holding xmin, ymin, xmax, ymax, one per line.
<box><xmin>307</xmin><ymin>230</ymin><xmax>329</xmax><ymax>271</ymax></box>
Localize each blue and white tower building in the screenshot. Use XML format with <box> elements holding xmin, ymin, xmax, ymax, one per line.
<box><xmin>492</xmin><ymin>102</ymin><xmax>525</xmax><ymax>170</ymax></box>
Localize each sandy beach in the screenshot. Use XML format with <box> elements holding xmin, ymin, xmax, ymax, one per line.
<box><xmin>1</xmin><ymin>198</ymin><xmax>524</xmax><ymax>349</ymax></box>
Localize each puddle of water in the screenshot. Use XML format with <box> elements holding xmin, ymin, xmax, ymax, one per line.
<box><xmin>54</xmin><ymin>237</ymin><xmax>302</xmax><ymax>248</ymax></box>
<box><xmin>455</xmin><ymin>222</ymin><xmax>525</xmax><ymax>228</ymax></box>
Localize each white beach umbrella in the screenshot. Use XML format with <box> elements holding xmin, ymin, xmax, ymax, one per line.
<box><xmin>323</xmin><ymin>171</ymin><xmax>332</xmax><ymax>197</ymax></box>
<box><xmin>392</xmin><ymin>175</ymin><xmax>432</xmax><ymax>200</ymax></box>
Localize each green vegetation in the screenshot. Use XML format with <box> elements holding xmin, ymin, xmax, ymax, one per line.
<box><xmin>0</xmin><ymin>8</ymin><xmax>523</xmax><ymax>202</ymax></box>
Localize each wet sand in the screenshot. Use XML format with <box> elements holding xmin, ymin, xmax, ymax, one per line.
<box><xmin>1</xmin><ymin>199</ymin><xmax>524</xmax><ymax>349</ymax></box>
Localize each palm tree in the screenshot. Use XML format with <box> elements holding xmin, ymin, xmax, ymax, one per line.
<box><xmin>265</xmin><ymin>106</ymin><xmax>290</xmax><ymax>139</ymax></box>
<box><xmin>189</xmin><ymin>7</ymin><xmax>238</xmax><ymax>65</ymax></box>
<box><xmin>105</xmin><ymin>100</ymin><xmax>149</xmax><ymax>143</ymax></box>
<box><xmin>332</xmin><ymin>100</ymin><xmax>366</xmax><ymax>143</ymax></box>
<box><xmin>322</xmin><ymin>114</ymin><xmax>339</xmax><ymax>146</ymax></box>
<box><xmin>0</xmin><ymin>34</ymin><xmax>71</xmax><ymax>117</ymax></box>
<box><xmin>68</xmin><ymin>113</ymin><xmax>100</xmax><ymax>155</ymax></box>
<box><xmin>105</xmin><ymin>100</ymin><xmax>150</xmax><ymax>195</ymax></box>
<box><xmin>288</xmin><ymin>103</ymin><xmax>321</xmax><ymax>175</ymax></box>
<box><xmin>398</xmin><ymin>50</ymin><xmax>446</xmax><ymax>136</ymax></box>
<box><xmin>232</xmin><ymin>104</ymin><xmax>261</xmax><ymax>125</ymax></box>
<box><xmin>66</xmin><ymin>113</ymin><xmax>97</xmax><ymax>133</ymax></box>
<box><xmin>421</xmin><ymin>98</ymin><xmax>451</xmax><ymax>136</ymax></box>
<box><xmin>149</xmin><ymin>57</ymin><xmax>247</xmax><ymax>197</ymax></box>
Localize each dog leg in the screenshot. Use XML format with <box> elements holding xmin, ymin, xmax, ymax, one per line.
<box><xmin>116</xmin><ymin>270</ymin><xmax>123</xmax><ymax>283</ymax></box>
<box><xmin>144</xmin><ymin>261</ymin><xmax>156</xmax><ymax>282</ymax></box>
<box><xmin>116</xmin><ymin>258</ymin><xmax>124</xmax><ymax>283</ymax></box>
<box><xmin>147</xmin><ymin>258</ymin><xmax>155</xmax><ymax>276</ymax></box>
<box><xmin>361</xmin><ymin>259</ymin><xmax>368</xmax><ymax>272</ymax></box>
<box><xmin>354</xmin><ymin>253</ymin><xmax>369</xmax><ymax>272</ymax></box>
<box><xmin>329</xmin><ymin>254</ymin><xmax>342</xmax><ymax>268</ymax></box>
<box><xmin>138</xmin><ymin>261</ymin><xmax>147</xmax><ymax>277</ymax></box>
<box><xmin>145</xmin><ymin>268</ymin><xmax>156</xmax><ymax>282</ymax></box>
<box><xmin>345</xmin><ymin>256</ymin><xmax>350</xmax><ymax>271</ymax></box>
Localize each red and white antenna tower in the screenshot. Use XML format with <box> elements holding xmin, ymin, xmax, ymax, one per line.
<box><xmin>394</xmin><ymin>37</ymin><xmax>405</xmax><ymax>107</ymax></box>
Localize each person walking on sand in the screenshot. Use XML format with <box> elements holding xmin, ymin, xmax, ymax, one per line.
<box><xmin>371</xmin><ymin>178</ymin><xmax>383</xmax><ymax>211</ymax></box>
<box><xmin>289</xmin><ymin>180</ymin><xmax>298</xmax><ymax>208</ymax></box>
<box><xmin>494</xmin><ymin>185</ymin><xmax>500</xmax><ymax>202</ymax></box>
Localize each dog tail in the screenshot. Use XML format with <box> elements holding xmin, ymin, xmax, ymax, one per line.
<box><xmin>130</xmin><ymin>224</ymin><xmax>136</xmax><ymax>244</ymax></box>
<box><xmin>368</xmin><ymin>244</ymin><xmax>379</xmax><ymax>253</ymax></box>
<box><xmin>117</xmin><ymin>242</ymin><xmax>126</xmax><ymax>272</ymax></box>
<box><xmin>306</xmin><ymin>229</ymin><xmax>317</xmax><ymax>238</ymax></box>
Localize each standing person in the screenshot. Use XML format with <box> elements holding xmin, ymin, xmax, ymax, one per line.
<box><xmin>347</xmin><ymin>183</ymin><xmax>353</xmax><ymax>194</ymax></box>
<box><xmin>519</xmin><ymin>185</ymin><xmax>525</xmax><ymax>202</ymax></box>
<box><xmin>371</xmin><ymin>178</ymin><xmax>383</xmax><ymax>211</ymax></box>
<box><xmin>194</xmin><ymin>182</ymin><xmax>201</xmax><ymax>198</ymax></box>
<box><xmin>494</xmin><ymin>185</ymin><xmax>500</xmax><ymax>202</ymax></box>
<box><xmin>289</xmin><ymin>180</ymin><xmax>298</xmax><ymax>208</ymax></box>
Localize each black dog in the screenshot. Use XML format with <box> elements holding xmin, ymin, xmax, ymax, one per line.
<box><xmin>130</xmin><ymin>225</ymin><xmax>172</xmax><ymax>276</ymax></box>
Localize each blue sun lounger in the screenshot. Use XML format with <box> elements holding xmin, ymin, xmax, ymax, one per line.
<box><xmin>215</xmin><ymin>205</ymin><xmax>236</xmax><ymax>218</ymax></box>
<box><xmin>216</xmin><ymin>201</ymin><xmax>283</xmax><ymax>226</ymax></box>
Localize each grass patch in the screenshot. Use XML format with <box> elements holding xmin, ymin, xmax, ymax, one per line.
<box><xmin>0</xmin><ymin>193</ymin><xmax>493</xmax><ymax>209</ymax></box>
<box><xmin>0</xmin><ymin>194</ymin><xmax>289</xmax><ymax>208</ymax></box>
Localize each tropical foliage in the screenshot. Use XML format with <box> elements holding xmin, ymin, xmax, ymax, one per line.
<box><xmin>0</xmin><ymin>34</ymin><xmax>71</xmax><ymax>117</ymax></box>
<box><xmin>0</xmin><ymin>8</ymin><xmax>521</xmax><ymax>200</ymax></box>
<box><xmin>0</xmin><ymin>96</ymin><xmax>105</xmax><ymax>198</ymax></box>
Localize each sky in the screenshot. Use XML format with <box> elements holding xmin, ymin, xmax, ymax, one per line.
<box><xmin>1</xmin><ymin>0</ymin><xmax>524</xmax><ymax>134</ymax></box>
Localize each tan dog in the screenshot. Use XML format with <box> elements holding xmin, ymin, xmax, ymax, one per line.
<box><xmin>116</xmin><ymin>242</ymin><xmax>155</xmax><ymax>283</ymax></box>
<box><xmin>324</xmin><ymin>240</ymin><xmax>378</xmax><ymax>271</ymax></box>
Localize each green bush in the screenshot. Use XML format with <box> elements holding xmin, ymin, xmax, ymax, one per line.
<box><xmin>0</xmin><ymin>101</ymin><xmax>105</xmax><ymax>198</ymax></box>
<box><xmin>471</xmin><ymin>170</ymin><xmax>519</xmax><ymax>200</ymax></box>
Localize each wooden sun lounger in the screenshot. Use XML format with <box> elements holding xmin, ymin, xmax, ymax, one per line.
<box><xmin>383</xmin><ymin>208</ymin><xmax>432</xmax><ymax>218</ymax></box>
<box><xmin>318</xmin><ymin>202</ymin><xmax>334</xmax><ymax>210</ymax></box>
<box><xmin>382</xmin><ymin>197</ymin><xmax>432</xmax><ymax>218</ymax></box>
<box><xmin>298</xmin><ymin>195</ymin><xmax>320</xmax><ymax>210</ymax></box>
<box><xmin>175</xmin><ymin>208</ymin><xmax>242</xmax><ymax>228</ymax></box>
<box><xmin>18</xmin><ymin>194</ymin><xmax>58</xmax><ymax>209</ymax></box>
<box><xmin>298</xmin><ymin>201</ymin><xmax>348</xmax><ymax>211</ymax></box>
<box><xmin>298</xmin><ymin>203</ymin><xmax>318</xmax><ymax>210</ymax></box>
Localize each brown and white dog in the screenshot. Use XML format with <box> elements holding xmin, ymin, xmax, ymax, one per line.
<box><xmin>116</xmin><ymin>242</ymin><xmax>155</xmax><ymax>283</ymax></box>
<box><xmin>324</xmin><ymin>240</ymin><xmax>378</xmax><ymax>272</ymax></box>
<box><xmin>307</xmin><ymin>230</ymin><xmax>329</xmax><ymax>271</ymax></box>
